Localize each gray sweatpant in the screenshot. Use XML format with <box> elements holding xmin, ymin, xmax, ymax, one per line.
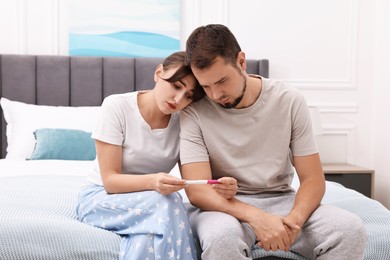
<box><xmin>186</xmin><ymin>192</ymin><xmax>367</xmax><ymax>260</ymax></box>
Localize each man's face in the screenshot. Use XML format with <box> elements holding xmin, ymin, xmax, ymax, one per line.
<box><xmin>192</xmin><ymin>57</ymin><xmax>247</xmax><ymax>109</ymax></box>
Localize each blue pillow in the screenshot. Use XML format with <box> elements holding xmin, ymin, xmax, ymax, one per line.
<box><xmin>30</xmin><ymin>128</ymin><xmax>96</xmax><ymax>160</ymax></box>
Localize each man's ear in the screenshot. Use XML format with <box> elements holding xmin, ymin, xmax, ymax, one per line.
<box><xmin>237</xmin><ymin>51</ymin><xmax>246</xmax><ymax>70</ymax></box>
<box><xmin>154</xmin><ymin>64</ymin><xmax>164</xmax><ymax>82</ymax></box>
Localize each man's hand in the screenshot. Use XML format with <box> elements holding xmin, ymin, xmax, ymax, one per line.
<box><xmin>211</xmin><ymin>177</ymin><xmax>238</xmax><ymax>199</ymax></box>
<box><xmin>280</xmin><ymin>214</ymin><xmax>303</xmax><ymax>250</ymax></box>
<box><xmin>251</xmin><ymin>211</ymin><xmax>300</xmax><ymax>252</ymax></box>
<box><xmin>282</xmin><ymin>223</ymin><xmax>300</xmax><ymax>251</ymax></box>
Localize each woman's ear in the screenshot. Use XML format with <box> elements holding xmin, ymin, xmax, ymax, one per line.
<box><xmin>154</xmin><ymin>64</ymin><xmax>164</xmax><ymax>82</ymax></box>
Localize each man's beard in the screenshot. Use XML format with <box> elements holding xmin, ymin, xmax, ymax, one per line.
<box><xmin>219</xmin><ymin>76</ymin><xmax>247</xmax><ymax>109</ymax></box>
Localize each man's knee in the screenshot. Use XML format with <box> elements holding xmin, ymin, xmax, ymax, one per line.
<box><xmin>342</xmin><ymin>212</ymin><xmax>367</xmax><ymax>247</ymax></box>
<box><xmin>199</xmin><ymin>224</ymin><xmax>252</xmax><ymax>258</ymax></box>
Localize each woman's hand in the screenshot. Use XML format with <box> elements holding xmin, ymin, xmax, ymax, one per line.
<box><xmin>211</xmin><ymin>177</ymin><xmax>238</xmax><ymax>199</ymax></box>
<box><xmin>153</xmin><ymin>173</ymin><xmax>187</xmax><ymax>195</ymax></box>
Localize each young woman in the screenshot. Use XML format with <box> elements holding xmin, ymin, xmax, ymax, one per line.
<box><xmin>76</xmin><ymin>51</ymin><xmax>205</xmax><ymax>260</ymax></box>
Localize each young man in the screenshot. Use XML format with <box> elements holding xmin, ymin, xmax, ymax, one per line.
<box><xmin>180</xmin><ymin>24</ymin><xmax>367</xmax><ymax>259</ymax></box>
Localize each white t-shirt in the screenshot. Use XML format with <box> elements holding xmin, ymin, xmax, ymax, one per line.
<box><xmin>88</xmin><ymin>92</ymin><xmax>181</xmax><ymax>186</ymax></box>
<box><xmin>180</xmin><ymin>76</ymin><xmax>318</xmax><ymax>195</ymax></box>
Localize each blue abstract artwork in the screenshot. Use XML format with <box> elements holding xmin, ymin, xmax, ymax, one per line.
<box><xmin>68</xmin><ymin>0</ymin><xmax>180</xmax><ymax>57</ymax></box>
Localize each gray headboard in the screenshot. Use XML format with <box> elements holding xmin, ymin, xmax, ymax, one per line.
<box><xmin>0</xmin><ymin>54</ymin><xmax>269</xmax><ymax>158</ymax></box>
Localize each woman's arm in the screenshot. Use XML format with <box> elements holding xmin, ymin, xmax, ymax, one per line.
<box><xmin>96</xmin><ymin>140</ymin><xmax>187</xmax><ymax>194</ymax></box>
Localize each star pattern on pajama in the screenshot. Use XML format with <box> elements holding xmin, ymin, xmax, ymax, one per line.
<box><xmin>78</xmin><ymin>186</ymin><xmax>198</xmax><ymax>260</ymax></box>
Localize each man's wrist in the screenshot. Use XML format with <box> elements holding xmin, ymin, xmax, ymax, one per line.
<box><xmin>287</xmin><ymin>211</ymin><xmax>305</xmax><ymax>227</ymax></box>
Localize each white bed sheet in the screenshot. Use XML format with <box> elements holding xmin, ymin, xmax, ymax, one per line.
<box><xmin>0</xmin><ymin>159</ymin><xmax>94</xmax><ymax>178</ymax></box>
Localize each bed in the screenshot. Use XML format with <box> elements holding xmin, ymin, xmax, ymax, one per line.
<box><xmin>0</xmin><ymin>54</ymin><xmax>389</xmax><ymax>260</ymax></box>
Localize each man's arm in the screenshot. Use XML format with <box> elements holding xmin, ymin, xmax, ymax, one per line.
<box><xmin>277</xmin><ymin>153</ymin><xmax>325</xmax><ymax>250</ymax></box>
<box><xmin>181</xmin><ymin>161</ymin><xmax>300</xmax><ymax>251</ymax></box>
<box><xmin>255</xmin><ymin>153</ymin><xmax>324</xmax><ymax>251</ymax></box>
<box><xmin>181</xmin><ymin>162</ymin><xmax>244</xmax><ymax>211</ymax></box>
<box><xmin>286</xmin><ymin>153</ymin><xmax>325</xmax><ymax>227</ymax></box>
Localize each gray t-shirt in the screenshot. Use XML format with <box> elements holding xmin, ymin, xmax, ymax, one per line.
<box><xmin>180</xmin><ymin>76</ymin><xmax>318</xmax><ymax>195</ymax></box>
<box><xmin>88</xmin><ymin>91</ymin><xmax>181</xmax><ymax>186</ymax></box>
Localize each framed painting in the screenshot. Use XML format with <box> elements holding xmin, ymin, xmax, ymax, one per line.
<box><xmin>69</xmin><ymin>0</ymin><xmax>180</xmax><ymax>57</ymax></box>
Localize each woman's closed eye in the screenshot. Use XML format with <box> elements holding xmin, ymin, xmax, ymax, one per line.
<box><xmin>185</xmin><ymin>92</ymin><xmax>194</xmax><ymax>100</ymax></box>
<box><xmin>172</xmin><ymin>83</ymin><xmax>193</xmax><ymax>100</ymax></box>
<box><xmin>173</xmin><ymin>84</ymin><xmax>181</xmax><ymax>90</ymax></box>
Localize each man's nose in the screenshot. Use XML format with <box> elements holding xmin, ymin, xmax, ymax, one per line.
<box><xmin>211</xmin><ymin>87</ymin><xmax>223</xmax><ymax>101</ymax></box>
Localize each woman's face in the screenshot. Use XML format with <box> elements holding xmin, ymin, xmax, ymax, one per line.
<box><xmin>154</xmin><ymin>65</ymin><xmax>197</xmax><ymax>114</ymax></box>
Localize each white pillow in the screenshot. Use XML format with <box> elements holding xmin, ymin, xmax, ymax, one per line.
<box><xmin>0</xmin><ymin>97</ymin><xmax>100</xmax><ymax>159</ymax></box>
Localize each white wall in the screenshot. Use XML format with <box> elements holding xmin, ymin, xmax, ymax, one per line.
<box><xmin>1</xmin><ymin>0</ymin><xmax>389</xmax><ymax>208</ymax></box>
<box><xmin>372</xmin><ymin>0</ymin><xmax>390</xmax><ymax>208</ymax></box>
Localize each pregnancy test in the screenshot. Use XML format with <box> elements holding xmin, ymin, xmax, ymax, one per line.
<box><xmin>185</xmin><ymin>180</ymin><xmax>220</xmax><ymax>185</ymax></box>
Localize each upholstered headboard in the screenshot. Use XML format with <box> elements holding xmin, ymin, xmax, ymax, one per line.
<box><xmin>0</xmin><ymin>54</ymin><xmax>269</xmax><ymax>158</ymax></box>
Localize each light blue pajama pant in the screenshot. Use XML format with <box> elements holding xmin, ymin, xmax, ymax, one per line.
<box><xmin>76</xmin><ymin>184</ymin><xmax>198</xmax><ymax>260</ymax></box>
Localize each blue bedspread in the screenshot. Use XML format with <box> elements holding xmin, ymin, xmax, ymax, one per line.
<box><xmin>0</xmin><ymin>175</ymin><xmax>389</xmax><ymax>260</ymax></box>
<box><xmin>0</xmin><ymin>175</ymin><xmax>120</xmax><ymax>260</ymax></box>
